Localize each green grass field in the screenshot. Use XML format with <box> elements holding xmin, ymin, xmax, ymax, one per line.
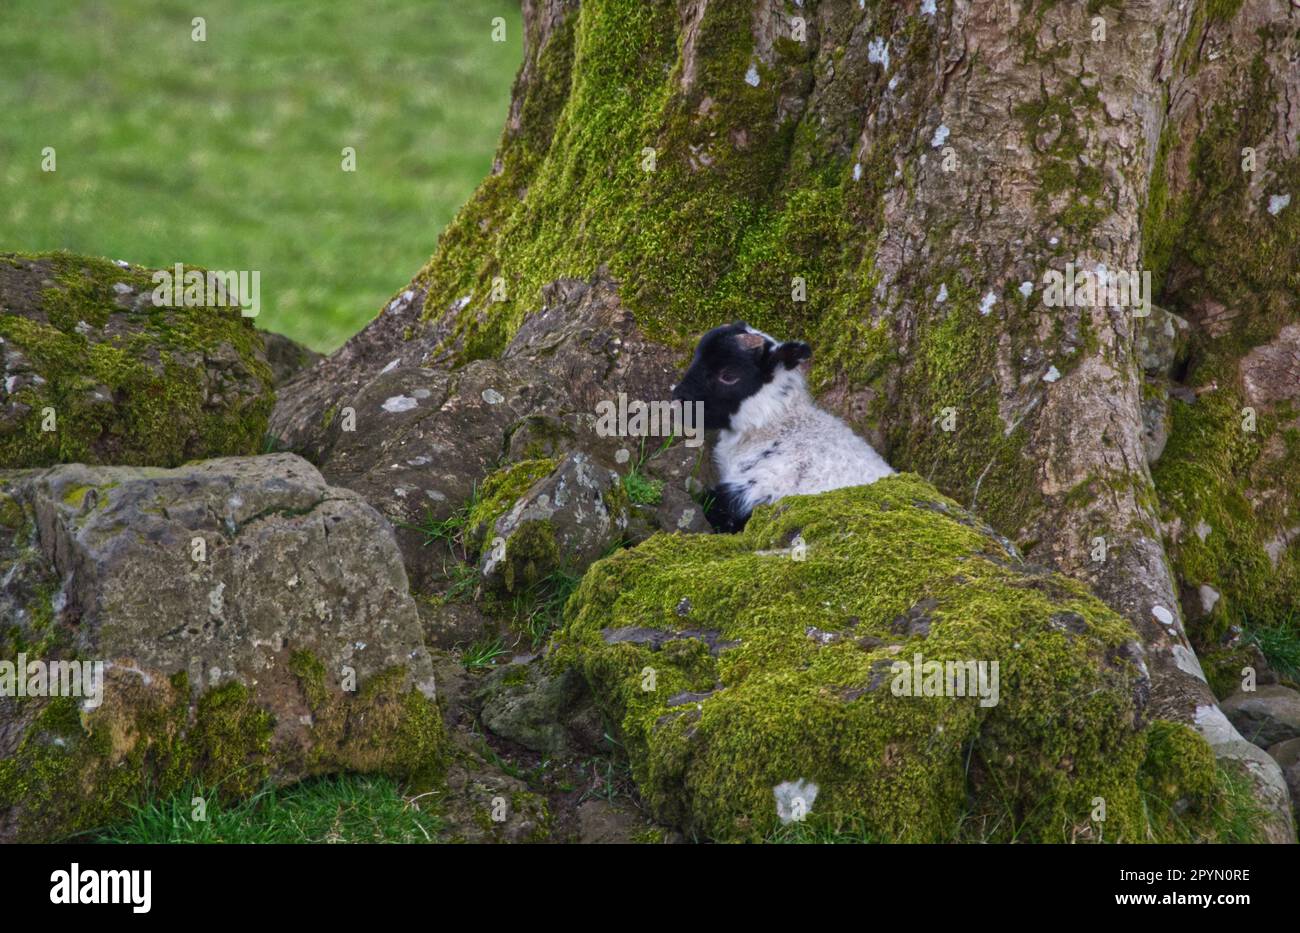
<box><xmin>0</xmin><ymin>0</ymin><xmax>521</xmax><ymax>352</ymax></box>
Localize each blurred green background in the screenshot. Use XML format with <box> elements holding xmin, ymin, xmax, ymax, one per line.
<box><xmin>0</xmin><ymin>0</ymin><xmax>522</xmax><ymax>352</ymax></box>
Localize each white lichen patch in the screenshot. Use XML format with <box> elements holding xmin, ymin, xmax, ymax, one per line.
<box><xmin>868</xmin><ymin>37</ymin><xmax>890</xmax><ymax>71</ymax></box>
<box><xmin>774</xmin><ymin>779</ymin><xmax>819</xmax><ymax>824</ymax></box>
<box><xmin>930</xmin><ymin>124</ymin><xmax>950</xmax><ymax>148</ymax></box>
<box><xmin>382</xmin><ymin>395</ymin><xmax>418</xmax><ymax>413</ymax></box>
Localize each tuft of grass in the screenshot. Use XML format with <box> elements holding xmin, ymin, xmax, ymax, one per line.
<box><xmin>578</xmin><ymin>737</ymin><xmax>638</xmax><ymax>806</ymax></box>
<box><xmin>92</xmin><ymin>775</ymin><xmax>443</xmax><ymax>844</ymax></box>
<box><xmin>623</xmin><ymin>470</ymin><xmax>664</xmax><ymax>506</ymax></box>
<box><xmin>439</xmin><ymin>560</ymin><xmax>481</xmax><ymax>604</ymax></box>
<box><xmin>766</xmin><ymin>817</ymin><xmax>879</xmax><ymax>844</ymax></box>
<box><xmin>395</xmin><ymin>484</ymin><xmax>480</xmax><ymax>558</ymax></box>
<box><xmin>1247</xmin><ymin>618</ymin><xmax>1300</xmax><ymax>684</ymax></box>
<box><xmin>1135</xmin><ymin>763</ymin><xmax>1267</xmax><ymax>844</ymax></box>
<box><xmin>622</xmin><ymin>435</ymin><xmax>675</xmax><ymax>506</ymax></box>
<box><xmin>509</xmin><ymin>566</ymin><xmax>583</xmax><ymax>647</ymax></box>
<box><xmin>462</xmin><ymin>635</ymin><xmax>510</xmax><ymax>670</ymax></box>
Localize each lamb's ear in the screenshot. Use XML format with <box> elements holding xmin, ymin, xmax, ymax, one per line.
<box><xmin>735</xmin><ymin>330</ymin><xmax>767</xmax><ymax>353</ymax></box>
<box><xmin>772</xmin><ymin>340</ymin><xmax>812</xmax><ymax>370</ymax></box>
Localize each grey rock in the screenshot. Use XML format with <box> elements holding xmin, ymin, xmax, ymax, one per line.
<box><xmin>476</xmin><ymin>660</ymin><xmax>601</xmax><ymax>756</ymax></box>
<box><xmin>271</xmin><ymin>271</ymin><xmax>700</xmax><ymax>599</ymax></box>
<box><xmin>1136</xmin><ymin>306</ymin><xmax>1189</xmax><ymax>377</ymax></box>
<box><xmin>1265</xmin><ymin>737</ymin><xmax>1300</xmax><ymax>817</ymax></box>
<box><xmin>0</xmin><ymin>453</ymin><xmax>441</xmax><ymax>840</ymax></box>
<box><xmin>576</xmin><ymin>799</ymin><xmax>649</xmax><ymax>844</ymax></box>
<box><xmin>1141</xmin><ymin>384</ymin><xmax>1170</xmax><ymax>464</ymax></box>
<box><xmin>260</xmin><ymin>329</ymin><xmax>323</xmax><ymax>387</ymax></box>
<box><xmin>1222</xmin><ymin>685</ymin><xmax>1300</xmax><ymax>747</ymax></box>
<box><xmin>481</xmin><ymin>450</ymin><xmax>628</xmax><ymax>592</ymax></box>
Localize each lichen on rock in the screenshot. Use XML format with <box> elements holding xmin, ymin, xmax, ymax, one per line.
<box><xmin>0</xmin><ymin>453</ymin><xmax>446</xmax><ymax>842</ymax></box>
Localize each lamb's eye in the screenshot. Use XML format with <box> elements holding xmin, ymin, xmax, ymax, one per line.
<box><xmin>717</xmin><ymin>369</ymin><xmax>739</xmax><ymax>386</ymax></box>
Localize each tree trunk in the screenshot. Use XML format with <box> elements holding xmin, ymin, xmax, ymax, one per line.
<box><xmin>273</xmin><ymin>0</ymin><xmax>1299</xmax><ymax>839</ymax></box>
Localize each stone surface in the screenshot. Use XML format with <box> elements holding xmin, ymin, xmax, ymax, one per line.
<box><xmin>272</xmin><ymin>272</ymin><xmax>709</xmax><ymax>602</ymax></box>
<box><xmin>1265</xmin><ymin>737</ymin><xmax>1300</xmax><ymax>818</ymax></box>
<box><xmin>481</xmin><ymin>450</ymin><xmax>629</xmax><ymax>592</ymax></box>
<box><xmin>260</xmin><ymin>329</ymin><xmax>322</xmax><ymax>388</ymax></box>
<box><xmin>575</xmin><ymin>798</ymin><xmax>648</xmax><ymax>844</ymax></box>
<box><xmin>1221</xmin><ymin>685</ymin><xmax>1300</xmax><ymax>748</ymax></box>
<box><xmin>476</xmin><ymin>659</ymin><xmax>602</xmax><ymax>756</ymax></box>
<box><xmin>0</xmin><ymin>453</ymin><xmax>444</xmax><ymax>841</ymax></box>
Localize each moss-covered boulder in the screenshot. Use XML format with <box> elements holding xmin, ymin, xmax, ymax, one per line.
<box><xmin>0</xmin><ymin>251</ymin><xmax>274</xmax><ymax>468</ymax></box>
<box><xmin>480</xmin><ymin>451</ymin><xmax>630</xmax><ymax>593</ymax></box>
<box><xmin>0</xmin><ymin>453</ymin><xmax>445</xmax><ymax>841</ymax></box>
<box><xmin>558</xmin><ymin>474</ymin><xmax>1228</xmax><ymax>842</ymax></box>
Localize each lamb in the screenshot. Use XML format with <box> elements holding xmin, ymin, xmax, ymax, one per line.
<box><xmin>671</xmin><ymin>321</ymin><xmax>894</xmax><ymax>532</ymax></box>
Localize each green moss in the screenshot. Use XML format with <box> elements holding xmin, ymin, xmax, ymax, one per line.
<box><xmin>500</xmin><ymin>519</ymin><xmax>561</xmax><ymax>594</ymax></box>
<box><xmin>0</xmin><ymin>492</ymin><xmax>23</xmax><ymax>531</ymax></box>
<box><xmin>0</xmin><ymin>251</ymin><xmax>274</xmax><ymax>469</ymax></box>
<box><xmin>1152</xmin><ymin>386</ymin><xmax>1289</xmax><ymax>641</ymax></box>
<box><xmin>0</xmin><ymin>651</ymin><xmax>447</xmax><ymax>841</ymax></box>
<box><xmin>1144</xmin><ymin>46</ymin><xmax>1300</xmax><ymax>649</ymax></box>
<box><xmin>288</xmin><ymin>653</ymin><xmax>448</xmax><ymax>790</ymax></box>
<box><xmin>887</xmin><ymin>270</ymin><xmax>1042</xmax><ymax>544</ymax></box>
<box><xmin>465</xmin><ymin>457</ymin><xmax>558</xmax><ymax>554</ymax></box>
<box><xmin>557</xmin><ymin>475</ymin><xmax>1207</xmax><ymax>842</ymax></box>
<box><xmin>1140</xmin><ymin>720</ymin><xmax>1216</xmax><ymax>804</ymax></box>
<box><xmin>1149</xmin><ymin>52</ymin><xmax>1300</xmax><ymax>649</ymax></box>
<box><xmin>410</xmin><ymin>0</ymin><xmax>916</xmax><ymax>389</ymax></box>
<box><xmin>289</xmin><ymin>649</ymin><xmax>330</xmax><ymax>710</ymax></box>
<box><xmin>0</xmin><ymin>674</ymin><xmax>253</xmax><ymax>841</ymax></box>
<box><xmin>182</xmin><ymin>682</ymin><xmax>275</xmax><ymax>798</ymax></box>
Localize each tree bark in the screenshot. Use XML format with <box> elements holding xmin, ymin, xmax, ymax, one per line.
<box><xmin>273</xmin><ymin>0</ymin><xmax>1299</xmax><ymax>839</ymax></box>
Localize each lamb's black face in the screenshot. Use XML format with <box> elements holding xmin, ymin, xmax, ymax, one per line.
<box><xmin>671</xmin><ymin>322</ymin><xmax>811</xmax><ymax>430</ymax></box>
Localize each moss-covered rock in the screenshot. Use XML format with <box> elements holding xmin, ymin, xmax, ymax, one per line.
<box><xmin>481</xmin><ymin>451</ymin><xmax>630</xmax><ymax>593</ymax></box>
<box><xmin>0</xmin><ymin>251</ymin><xmax>274</xmax><ymax>468</ymax></box>
<box><xmin>557</xmin><ymin>475</ymin><xmax>1227</xmax><ymax>842</ymax></box>
<box><xmin>465</xmin><ymin>457</ymin><xmax>559</xmax><ymax>555</ymax></box>
<box><xmin>0</xmin><ymin>453</ymin><xmax>446</xmax><ymax>842</ymax></box>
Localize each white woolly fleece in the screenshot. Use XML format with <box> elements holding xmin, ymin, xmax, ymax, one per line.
<box><xmin>714</xmin><ymin>364</ymin><xmax>894</xmax><ymax>515</ymax></box>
